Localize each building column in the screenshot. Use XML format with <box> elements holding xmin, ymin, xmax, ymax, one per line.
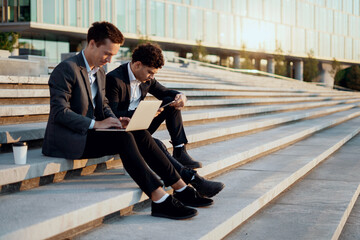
<box><xmin>234</xmin><ymin>55</ymin><xmax>241</xmax><ymax>69</ymax></box>
<box><xmin>179</xmin><ymin>50</ymin><xmax>187</xmax><ymax>59</ymax></box>
<box><xmin>220</xmin><ymin>55</ymin><xmax>228</xmax><ymax>67</ymax></box>
<box><xmin>255</xmin><ymin>58</ymin><xmax>261</xmax><ymax>70</ymax></box>
<box><xmin>267</xmin><ymin>58</ymin><xmax>274</xmax><ymax>74</ymax></box>
<box><xmin>294</xmin><ymin>60</ymin><xmax>303</xmax><ymax>81</ymax></box>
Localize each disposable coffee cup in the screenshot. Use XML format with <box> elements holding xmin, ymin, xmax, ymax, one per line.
<box><xmin>12</xmin><ymin>142</ymin><xmax>28</xmax><ymax>165</ymax></box>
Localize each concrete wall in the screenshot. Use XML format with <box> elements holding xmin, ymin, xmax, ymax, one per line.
<box><xmin>0</xmin><ymin>56</ymin><xmax>49</xmax><ymax>76</ymax></box>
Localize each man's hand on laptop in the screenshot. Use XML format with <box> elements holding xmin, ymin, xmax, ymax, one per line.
<box><xmin>94</xmin><ymin>117</ymin><xmax>123</xmax><ymax>129</ymax></box>
<box><xmin>119</xmin><ymin>117</ymin><xmax>130</xmax><ymax>128</ymax></box>
<box><xmin>171</xmin><ymin>93</ymin><xmax>187</xmax><ymax>110</ymax></box>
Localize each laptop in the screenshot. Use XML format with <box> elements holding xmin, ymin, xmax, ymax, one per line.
<box><xmin>96</xmin><ymin>100</ymin><xmax>162</xmax><ymax>132</ymax></box>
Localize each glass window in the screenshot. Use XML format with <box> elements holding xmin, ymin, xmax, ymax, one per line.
<box><xmin>297</xmin><ymin>1</ymin><xmax>314</xmax><ymax>29</ymax></box>
<box><xmin>7</xmin><ymin>0</ymin><xmax>17</xmax><ymax>22</ymax></box>
<box><xmin>19</xmin><ymin>0</ymin><xmax>30</xmax><ymax>21</ymax></box>
<box><xmin>43</xmin><ymin>0</ymin><xmax>55</xmax><ymax>24</ymax></box>
<box><xmin>319</xmin><ymin>32</ymin><xmax>330</xmax><ymax>58</ymax></box>
<box><xmin>45</xmin><ymin>40</ymin><xmax>57</xmax><ymax>63</ymax></box>
<box><xmin>342</xmin><ymin>0</ymin><xmax>352</xmax><ymax>14</ymax></box>
<box><xmin>189</xmin><ymin>8</ymin><xmax>203</xmax><ymax>41</ymax></box>
<box><xmin>233</xmin><ymin>0</ymin><xmax>246</xmax><ymax>16</ymax></box>
<box><xmin>260</xmin><ymin>21</ymin><xmax>275</xmax><ymax>51</ymax></box>
<box><xmin>82</xmin><ymin>0</ymin><xmax>89</xmax><ymax>28</ymax></box>
<box><xmin>115</xmin><ymin>0</ymin><xmax>126</xmax><ymax>32</ymax></box>
<box><xmin>192</xmin><ymin>0</ymin><xmax>212</xmax><ymax>9</ymax></box>
<box><xmin>264</xmin><ymin>0</ymin><xmax>281</xmax><ymax>23</ymax></box>
<box><xmin>69</xmin><ymin>0</ymin><xmax>77</xmax><ymax>26</ymax></box>
<box><xmin>354</xmin><ymin>39</ymin><xmax>360</xmax><ymax>60</ymax></box>
<box><xmin>205</xmin><ymin>11</ymin><xmax>218</xmax><ymax>44</ymax></box>
<box><xmin>94</xmin><ymin>0</ymin><xmax>101</xmax><ymax>22</ymax></box>
<box><xmin>214</xmin><ymin>0</ymin><xmax>231</xmax><ymax>13</ymax></box>
<box><xmin>282</xmin><ymin>0</ymin><xmax>295</xmax><ymax>25</ymax></box>
<box><xmin>306</xmin><ymin>30</ymin><xmax>318</xmax><ymax>54</ymax></box>
<box><xmin>0</xmin><ymin>1</ymin><xmax>3</xmax><ymax>22</ymax></box>
<box><xmin>32</xmin><ymin>39</ymin><xmax>46</xmax><ymax>56</ymax></box>
<box><xmin>166</xmin><ymin>4</ymin><xmax>174</xmax><ymax>38</ymax></box>
<box><xmin>105</xmin><ymin>0</ymin><xmax>112</xmax><ymax>22</ymax></box>
<box><xmin>219</xmin><ymin>14</ymin><xmax>234</xmax><ymax>46</ymax></box>
<box><xmin>175</xmin><ymin>5</ymin><xmax>187</xmax><ymax>40</ymax></box>
<box><xmin>241</xmin><ymin>18</ymin><xmax>260</xmax><ymax>50</ymax></box>
<box><xmin>276</xmin><ymin>24</ymin><xmax>291</xmax><ymax>53</ymax></box>
<box><xmin>57</xmin><ymin>41</ymin><xmax>70</xmax><ymax>63</ymax></box>
<box><xmin>183</xmin><ymin>0</ymin><xmax>190</xmax><ymax>4</ymax></box>
<box><xmin>334</xmin><ymin>11</ymin><xmax>347</xmax><ymax>35</ymax></box>
<box><xmin>30</xmin><ymin>0</ymin><xmax>36</xmax><ymax>21</ymax></box>
<box><xmin>325</xmin><ymin>8</ymin><xmax>333</xmax><ymax>33</ymax></box>
<box><xmin>345</xmin><ymin>37</ymin><xmax>352</xmax><ymax>60</ymax></box>
<box><xmin>248</xmin><ymin>0</ymin><xmax>263</xmax><ymax>19</ymax></box>
<box><xmin>354</xmin><ymin>0</ymin><xmax>359</xmax><ymax>15</ymax></box>
<box><xmin>235</xmin><ymin>16</ymin><xmax>242</xmax><ymax>47</ymax></box>
<box><xmin>56</xmin><ymin>0</ymin><xmax>64</xmax><ymax>25</ymax></box>
<box><xmin>139</xmin><ymin>0</ymin><xmax>147</xmax><ymax>35</ymax></box>
<box><xmin>128</xmin><ymin>0</ymin><xmax>136</xmax><ymax>33</ymax></box>
<box><xmin>150</xmin><ymin>1</ymin><xmax>165</xmax><ymax>37</ymax></box>
<box><xmin>331</xmin><ymin>35</ymin><xmax>344</xmax><ymax>59</ymax></box>
<box><xmin>292</xmin><ymin>27</ymin><xmax>305</xmax><ymax>54</ymax></box>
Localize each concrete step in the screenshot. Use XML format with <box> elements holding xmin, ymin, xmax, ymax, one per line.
<box><xmin>226</xmin><ymin>130</ymin><xmax>360</xmax><ymax>240</ymax></box>
<box><xmin>3</xmin><ymin>96</ymin><xmax>358</xmax><ymax>118</ymax></box>
<box><xmin>0</xmin><ymin>76</ymin><xmax>48</xmax><ymax>85</ymax></box>
<box><xmin>1</xmin><ymin>75</ymin><xmax>350</xmax><ymax>95</ymax></box>
<box><xmin>2</xmin><ymin>104</ymin><xmax>358</xmax><ymax>186</ymax></box>
<box><xmin>185</xmin><ymin>96</ymin><xmax>360</xmax><ymax>108</ymax></box>
<box><xmin>0</xmin><ymin>104</ymin><xmax>49</xmax><ymax>117</ymax></box>
<box><xmin>74</xmin><ymin>115</ymin><xmax>360</xmax><ymax>240</ymax></box>
<box><xmin>154</xmin><ymin>103</ymin><xmax>360</xmax><ymax>148</ymax></box>
<box><xmin>1</xmin><ymin>109</ymin><xmax>359</xmax><ymax>240</ymax></box>
<box><xmin>2</xmin><ymin>99</ymin><xmax>357</xmax><ymax>144</ymax></box>
<box><xmin>0</xmin><ymin>89</ymin><xmax>49</xmax><ymax>98</ymax></box>
<box><xmin>340</xmin><ymin>183</ymin><xmax>360</xmax><ymax>239</ymax></box>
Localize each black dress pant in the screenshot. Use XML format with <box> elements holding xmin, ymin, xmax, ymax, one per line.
<box><xmin>81</xmin><ymin>129</ymin><xmax>181</xmax><ymax>197</ymax></box>
<box><xmin>148</xmin><ymin>97</ymin><xmax>188</xmax><ymax>146</ymax></box>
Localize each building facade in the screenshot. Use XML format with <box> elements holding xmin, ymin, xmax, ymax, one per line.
<box><xmin>0</xmin><ymin>0</ymin><xmax>359</xmax><ymax>76</ymax></box>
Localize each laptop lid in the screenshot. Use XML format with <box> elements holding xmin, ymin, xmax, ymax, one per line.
<box><xmin>96</xmin><ymin>100</ymin><xmax>162</xmax><ymax>132</ymax></box>
<box><xmin>124</xmin><ymin>100</ymin><xmax>162</xmax><ymax>131</ymax></box>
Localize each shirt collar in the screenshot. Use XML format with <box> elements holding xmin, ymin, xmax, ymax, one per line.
<box><xmin>82</xmin><ymin>50</ymin><xmax>99</xmax><ymax>75</ymax></box>
<box><xmin>127</xmin><ymin>62</ymin><xmax>140</xmax><ymax>84</ymax></box>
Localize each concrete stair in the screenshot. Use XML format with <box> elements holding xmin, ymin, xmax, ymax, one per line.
<box><xmin>1</xmin><ymin>63</ymin><xmax>360</xmax><ymax>239</ymax></box>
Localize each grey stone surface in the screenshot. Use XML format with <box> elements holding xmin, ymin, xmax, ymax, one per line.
<box><xmin>226</xmin><ymin>133</ymin><xmax>360</xmax><ymax>240</ymax></box>
<box><xmin>75</xmin><ymin>117</ymin><xmax>360</xmax><ymax>240</ymax></box>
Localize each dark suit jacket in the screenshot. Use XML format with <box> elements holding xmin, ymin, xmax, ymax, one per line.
<box><xmin>106</xmin><ymin>63</ymin><xmax>179</xmax><ymax>118</ymax></box>
<box><xmin>42</xmin><ymin>53</ymin><xmax>116</xmax><ymax>159</ymax></box>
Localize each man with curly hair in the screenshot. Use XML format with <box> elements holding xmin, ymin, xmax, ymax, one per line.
<box><xmin>106</xmin><ymin>43</ymin><xmax>224</xmax><ymax>198</ymax></box>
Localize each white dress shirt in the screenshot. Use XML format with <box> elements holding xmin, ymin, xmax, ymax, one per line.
<box><xmin>82</xmin><ymin>51</ymin><xmax>99</xmax><ymax>129</ymax></box>
<box><xmin>127</xmin><ymin>63</ymin><xmax>142</xmax><ymax>111</ymax></box>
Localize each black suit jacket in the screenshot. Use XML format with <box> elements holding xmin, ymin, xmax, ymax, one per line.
<box><xmin>42</xmin><ymin>53</ymin><xmax>116</xmax><ymax>159</ymax></box>
<box><xmin>106</xmin><ymin>63</ymin><xmax>179</xmax><ymax>118</ymax></box>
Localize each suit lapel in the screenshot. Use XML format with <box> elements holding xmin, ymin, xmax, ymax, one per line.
<box><xmin>77</xmin><ymin>54</ymin><xmax>93</xmax><ymax>109</ymax></box>
<box><xmin>122</xmin><ymin>63</ymin><xmax>132</xmax><ymax>103</ymax></box>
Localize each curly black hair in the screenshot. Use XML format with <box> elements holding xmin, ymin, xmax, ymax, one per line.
<box><xmin>132</xmin><ymin>43</ymin><xmax>164</xmax><ymax>69</ymax></box>
<box><xmin>87</xmin><ymin>21</ymin><xmax>125</xmax><ymax>47</ymax></box>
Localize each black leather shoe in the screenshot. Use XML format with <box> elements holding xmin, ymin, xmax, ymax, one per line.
<box><xmin>151</xmin><ymin>195</ymin><xmax>198</xmax><ymax>220</ymax></box>
<box><xmin>173</xmin><ymin>186</ymin><xmax>213</xmax><ymax>207</ymax></box>
<box><xmin>173</xmin><ymin>145</ymin><xmax>202</xmax><ymax>169</ymax></box>
<box><xmin>190</xmin><ymin>173</ymin><xmax>225</xmax><ymax>198</ymax></box>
